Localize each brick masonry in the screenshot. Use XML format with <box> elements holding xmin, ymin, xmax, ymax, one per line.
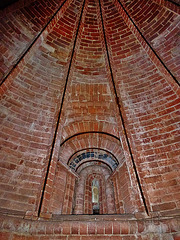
<box><xmin>0</xmin><ymin>0</ymin><xmax>65</xmax><ymax>82</ymax></box>
<box><xmin>0</xmin><ymin>214</ymin><xmax>180</xmax><ymax>239</ymax></box>
<box><xmin>0</xmin><ymin>0</ymin><xmax>180</xmax><ymax>238</ymax></box>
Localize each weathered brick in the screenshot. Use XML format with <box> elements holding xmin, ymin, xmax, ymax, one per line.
<box><xmin>0</xmin><ymin>0</ymin><xmax>179</xmax><ymax>239</ymax></box>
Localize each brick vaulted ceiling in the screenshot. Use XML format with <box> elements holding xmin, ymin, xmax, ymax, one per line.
<box><xmin>0</xmin><ymin>0</ymin><xmax>180</xmax><ymax>234</ymax></box>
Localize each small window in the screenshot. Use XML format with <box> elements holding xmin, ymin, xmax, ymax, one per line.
<box><xmin>92</xmin><ymin>179</ymin><xmax>100</xmax><ymax>214</ymax></box>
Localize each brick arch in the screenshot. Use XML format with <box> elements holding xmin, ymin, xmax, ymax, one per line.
<box><xmin>73</xmin><ymin>164</ymin><xmax>116</xmax><ymax>214</ymax></box>
<box><xmin>67</xmin><ymin>148</ymin><xmax>120</xmax><ymax>165</ymax></box>
<box><xmin>76</xmin><ymin>161</ymin><xmax>111</xmax><ymax>174</ymax></box>
<box><xmin>60</xmin><ymin>131</ymin><xmax>120</xmax><ymax>146</ymax></box>
<box><xmin>68</xmin><ymin>148</ymin><xmax>119</xmax><ymax>171</ymax></box>
<box><xmin>61</xmin><ymin>121</ymin><xmax>120</xmax><ymax>141</ymax></box>
<box><xmin>84</xmin><ymin>172</ymin><xmax>107</xmax><ymax>214</ymax></box>
<box><xmin>58</xmin><ymin>132</ymin><xmax>125</xmax><ymax>166</ymax></box>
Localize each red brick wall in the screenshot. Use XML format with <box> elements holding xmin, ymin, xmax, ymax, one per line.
<box><xmin>0</xmin><ymin>0</ymin><xmax>64</xmax><ymax>82</ymax></box>
<box><xmin>121</xmin><ymin>0</ymin><xmax>180</xmax><ymax>83</ymax></box>
<box><xmin>112</xmin><ymin>162</ymin><xmax>143</xmax><ymax>214</ymax></box>
<box><xmin>49</xmin><ymin>159</ymin><xmax>116</xmax><ymax>215</ymax></box>
<box><xmin>0</xmin><ymin>0</ymin><xmax>83</xmax><ymax>213</ymax></box>
<box><xmin>0</xmin><ymin>214</ymin><xmax>180</xmax><ymax>239</ymax></box>
<box><xmin>154</xmin><ymin>0</ymin><xmax>180</xmax><ymax>14</ymax></box>
<box><xmin>49</xmin><ymin>163</ymin><xmax>67</xmax><ymax>214</ymax></box>
<box><xmin>59</xmin><ymin>0</ymin><xmax>120</xmax><ymax>143</ymax></box>
<box><xmin>102</xmin><ymin>0</ymin><xmax>180</xmax><ymax>213</ymax></box>
<box><xmin>62</xmin><ymin>172</ymin><xmax>76</xmax><ymax>214</ymax></box>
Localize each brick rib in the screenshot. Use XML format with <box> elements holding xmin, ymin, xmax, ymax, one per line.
<box><xmin>60</xmin><ymin>131</ymin><xmax>119</xmax><ymax>146</ymax></box>
<box><xmin>116</xmin><ymin>0</ymin><xmax>179</xmax><ymax>87</ymax></box>
<box><xmin>67</xmin><ymin>148</ymin><xmax>119</xmax><ymax>166</ymax></box>
<box><xmin>98</xmin><ymin>0</ymin><xmax>149</xmax><ymax>215</ymax></box>
<box><xmin>37</xmin><ymin>0</ymin><xmax>86</xmax><ymax>217</ymax></box>
<box><xmin>0</xmin><ymin>0</ymin><xmax>68</xmax><ymax>86</ymax></box>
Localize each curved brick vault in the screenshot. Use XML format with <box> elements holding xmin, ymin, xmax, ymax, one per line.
<box><xmin>0</xmin><ymin>0</ymin><xmax>180</xmax><ymax>239</ymax></box>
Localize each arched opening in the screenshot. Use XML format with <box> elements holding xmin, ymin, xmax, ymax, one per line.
<box><xmin>92</xmin><ymin>179</ymin><xmax>100</xmax><ymax>214</ymax></box>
